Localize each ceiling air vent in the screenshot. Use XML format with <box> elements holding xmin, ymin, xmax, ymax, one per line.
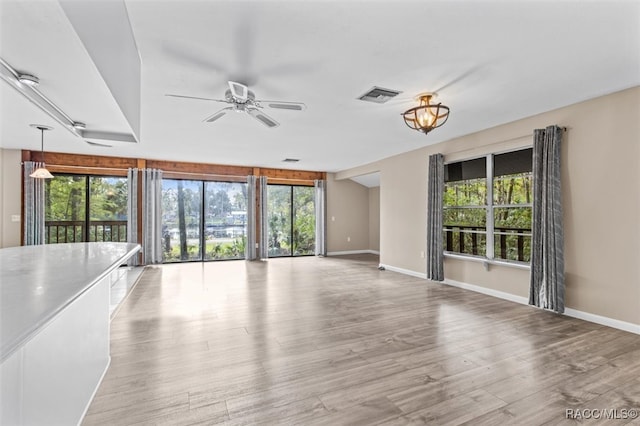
<box><xmin>283</xmin><ymin>158</ymin><xmax>300</xmax><ymax>163</ymax></box>
<box><xmin>358</xmin><ymin>86</ymin><xmax>402</xmax><ymax>104</ymax></box>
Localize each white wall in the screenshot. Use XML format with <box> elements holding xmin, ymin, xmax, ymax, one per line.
<box><xmin>339</xmin><ymin>86</ymin><xmax>640</xmax><ymax>326</ymax></box>
<box><xmin>326</xmin><ymin>173</ymin><xmax>370</xmax><ymax>253</ymax></box>
<box><xmin>1</xmin><ymin>149</ymin><xmax>22</xmax><ymax>248</ymax></box>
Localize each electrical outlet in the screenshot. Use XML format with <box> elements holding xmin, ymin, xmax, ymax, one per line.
<box><xmin>420</xmin><ymin>251</ymin><xmax>425</xmax><ymax>258</ymax></box>
<box><xmin>11</xmin><ymin>215</ymin><xmax>21</xmax><ymax>222</ymax></box>
<box><xmin>331</xmin><ymin>216</ymin><xmax>335</xmax><ymax>221</ymax></box>
<box><xmin>347</xmin><ymin>236</ymin><xmax>351</xmax><ymax>242</ymax></box>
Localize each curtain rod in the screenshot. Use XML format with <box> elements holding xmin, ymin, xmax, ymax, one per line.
<box><xmin>445</xmin><ymin>126</ymin><xmax>568</xmax><ymax>158</ymax></box>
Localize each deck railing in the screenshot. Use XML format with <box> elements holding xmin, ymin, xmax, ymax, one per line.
<box><xmin>444</xmin><ymin>225</ymin><xmax>531</xmax><ymax>262</ymax></box>
<box><xmin>45</xmin><ymin>220</ymin><xmax>128</xmax><ymax>244</ymax></box>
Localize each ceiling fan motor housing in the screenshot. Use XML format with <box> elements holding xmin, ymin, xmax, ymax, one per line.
<box><xmin>167</xmin><ymin>80</ymin><xmax>305</xmax><ymax>127</ymax></box>
<box><xmin>225</xmin><ymin>88</ymin><xmax>255</xmax><ymax>104</ymax></box>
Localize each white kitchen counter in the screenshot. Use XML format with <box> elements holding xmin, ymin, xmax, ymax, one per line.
<box><xmin>0</xmin><ymin>242</ymin><xmax>140</xmax><ymax>425</ymax></box>
<box><xmin>0</xmin><ymin>242</ymin><xmax>140</xmax><ymax>361</ymax></box>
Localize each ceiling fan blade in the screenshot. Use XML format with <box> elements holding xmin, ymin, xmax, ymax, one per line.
<box><xmin>261</xmin><ymin>61</ymin><xmax>320</xmax><ymax>77</ymax></box>
<box><xmin>231</xmin><ymin>12</ymin><xmax>259</xmax><ymax>86</ymax></box>
<box><xmin>203</xmin><ymin>107</ymin><xmax>233</xmax><ymax>123</ymax></box>
<box><xmin>165</xmin><ymin>94</ymin><xmax>228</xmax><ymax>103</ymax></box>
<box><xmin>246</xmin><ymin>108</ymin><xmax>279</xmax><ymax>128</ymax></box>
<box><xmin>433</xmin><ymin>65</ymin><xmax>484</xmax><ymax>93</ymax></box>
<box><xmin>259</xmin><ymin>100</ymin><xmax>306</xmax><ymax>111</ymax></box>
<box><xmin>163</xmin><ymin>42</ymin><xmax>228</xmax><ymax>75</ymax></box>
<box><xmin>228</xmin><ymin>81</ymin><xmax>249</xmax><ymax>102</ymax></box>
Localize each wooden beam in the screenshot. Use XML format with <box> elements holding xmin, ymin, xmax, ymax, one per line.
<box><xmin>146</xmin><ymin>160</ymin><xmax>252</xmax><ymax>177</ymax></box>
<box><xmin>39</xmin><ymin>151</ymin><xmax>137</xmax><ymax>169</ymax></box>
<box><xmin>259</xmin><ymin>167</ymin><xmax>323</xmax><ymax>181</ymax></box>
<box><xmin>22</xmin><ymin>150</ymin><xmax>326</xmax><ymax>183</ymax></box>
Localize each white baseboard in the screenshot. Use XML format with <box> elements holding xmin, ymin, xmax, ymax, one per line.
<box><xmin>443</xmin><ymin>278</ymin><xmax>529</xmax><ymax>305</ymax></box>
<box><xmin>441</xmin><ymin>278</ymin><xmax>639</xmax><ymax>335</ymax></box>
<box><xmin>564</xmin><ymin>308</ymin><xmax>640</xmax><ymax>335</ymax></box>
<box><xmin>378</xmin><ymin>264</ymin><xmax>427</xmax><ymax>279</ymax></box>
<box><xmin>369</xmin><ymin>263</ymin><xmax>640</xmax><ymax>335</ymax></box>
<box><xmin>327</xmin><ymin>250</ymin><xmax>379</xmax><ymax>256</ymax></box>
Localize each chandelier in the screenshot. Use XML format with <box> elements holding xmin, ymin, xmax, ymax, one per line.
<box><xmin>401</xmin><ymin>93</ymin><xmax>450</xmax><ymax>135</ymax></box>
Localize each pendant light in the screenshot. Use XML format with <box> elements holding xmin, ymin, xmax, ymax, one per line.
<box><xmin>29</xmin><ymin>124</ymin><xmax>54</xmax><ymax>179</ymax></box>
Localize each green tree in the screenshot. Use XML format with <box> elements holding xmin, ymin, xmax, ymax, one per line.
<box><xmin>90</xmin><ymin>178</ymin><xmax>127</xmax><ymax>220</ymax></box>
<box><xmin>293</xmin><ymin>187</ymin><xmax>315</xmax><ymax>254</ymax></box>
<box><xmin>210</xmin><ymin>190</ymin><xmax>232</xmax><ymax>217</ymax></box>
<box><xmin>233</xmin><ymin>191</ymin><xmax>247</xmax><ymax>212</ymax></box>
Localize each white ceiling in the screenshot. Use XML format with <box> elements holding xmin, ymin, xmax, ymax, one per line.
<box><xmin>1</xmin><ymin>0</ymin><xmax>638</xmax><ymax>174</ymax></box>
<box><xmin>350</xmin><ymin>172</ymin><xmax>380</xmax><ymax>188</ymax></box>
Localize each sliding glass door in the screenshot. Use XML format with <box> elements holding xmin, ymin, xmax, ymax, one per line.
<box><xmin>162</xmin><ymin>179</ymin><xmax>248</xmax><ymax>262</ymax></box>
<box><xmin>204</xmin><ymin>181</ymin><xmax>248</xmax><ymax>260</ymax></box>
<box><xmin>267</xmin><ymin>185</ymin><xmax>315</xmax><ymax>257</ymax></box>
<box><xmin>162</xmin><ymin>179</ymin><xmax>202</xmax><ymax>261</ymax></box>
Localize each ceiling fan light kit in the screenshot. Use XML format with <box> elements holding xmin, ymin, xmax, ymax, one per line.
<box><xmin>402</xmin><ymin>93</ymin><xmax>450</xmax><ymax>135</ymax></box>
<box><xmin>166</xmin><ymin>81</ymin><xmax>305</xmax><ymax>128</ymax></box>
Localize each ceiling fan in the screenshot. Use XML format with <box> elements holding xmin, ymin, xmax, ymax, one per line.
<box><xmin>166</xmin><ymin>81</ymin><xmax>306</xmax><ymax>128</ymax></box>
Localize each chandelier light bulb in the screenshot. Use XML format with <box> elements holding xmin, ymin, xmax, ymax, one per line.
<box><xmin>401</xmin><ymin>93</ymin><xmax>450</xmax><ymax>135</ymax></box>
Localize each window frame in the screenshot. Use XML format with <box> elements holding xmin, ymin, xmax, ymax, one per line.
<box><xmin>43</xmin><ymin>173</ymin><xmax>129</xmax><ymax>244</ymax></box>
<box><xmin>266</xmin><ymin>183</ymin><xmax>316</xmax><ymax>258</ymax></box>
<box><xmin>161</xmin><ymin>177</ymin><xmax>251</xmax><ymax>263</ymax></box>
<box><xmin>443</xmin><ymin>146</ymin><xmax>533</xmax><ymax>266</ymax></box>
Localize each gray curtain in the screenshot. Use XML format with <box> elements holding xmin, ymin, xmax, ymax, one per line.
<box><xmin>23</xmin><ymin>161</ymin><xmax>46</xmax><ymax>245</ymax></box>
<box><xmin>127</xmin><ymin>168</ymin><xmax>139</xmax><ymax>265</ymax></box>
<box><xmin>142</xmin><ymin>168</ymin><xmax>163</xmax><ymax>264</ymax></box>
<box><xmin>529</xmin><ymin>125</ymin><xmax>565</xmax><ymax>313</ymax></box>
<box><xmin>426</xmin><ymin>153</ymin><xmax>444</xmax><ymax>281</ymax></box>
<box><xmin>258</xmin><ymin>176</ymin><xmax>269</xmax><ymax>259</ymax></box>
<box><xmin>245</xmin><ymin>175</ymin><xmax>257</xmax><ymax>260</ymax></box>
<box><xmin>314</xmin><ymin>179</ymin><xmax>327</xmax><ymax>256</ymax></box>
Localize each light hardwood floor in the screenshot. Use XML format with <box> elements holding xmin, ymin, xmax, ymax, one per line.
<box><xmin>83</xmin><ymin>255</ymin><xmax>640</xmax><ymax>425</ymax></box>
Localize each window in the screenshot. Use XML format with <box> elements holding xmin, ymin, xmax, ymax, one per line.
<box><xmin>162</xmin><ymin>179</ymin><xmax>203</xmax><ymax>261</ymax></box>
<box><xmin>161</xmin><ymin>179</ymin><xmax>248</xmax><ymax>262</ymax></box>
<box><xmin>44</xmin><ymin>175</ymin><xmax>128</xmax><ymax>244</ymax></box>
<box><xmin>444</xmin><ymin>157</ymin><xmax>487</xmax><ymax>257</ymax></box>
<box><xmin>267</xmin><ymin>185</ymin><xmax>315</xmax><ymax>257</ymax></box>
<box><xmin>444</xmin><ymin>148</ymin><xmax>532</xmax><ymax>263</ymax></box>
<box><xmin>204</xmin><ymin>181</ymin><xmax>248</xmax><ymax>260</ymax></box>
<box><xmin>492</xmin><ymin>149</ymin><xmax>533</xmax><ymax>262</ymax></box>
